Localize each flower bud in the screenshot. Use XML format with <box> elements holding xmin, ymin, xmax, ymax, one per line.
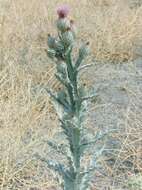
<box><xmin>79</xmin><ymin>42</ymin><xmax>90</xmax><ymax>58</ymax></box>
<box><xmin>56</xmin><ymin>18</ymin><xmax>71</xmax><ymax>32</ymax></box>
<box><xmin>54</xmin><ymin>41</ymin><xmax>64</xmax><ymax>52</ymax></box>
<box><xmin>47</xmin><ymin>34</ymin><xmax>56</xmax><ymax>49</ymax></box>
<box><xmin>47</xmin><ymin>49</ymin><xmax>56</xmax><ymax>59</ymax></box>
<box><xmin>56</xmin><ymin>63</ymin><xmax>66</xmax><ymax>75</ymax></box>
<box><xmin>62</xmin><ymin>30</ymin><xmax>74</xmax><ymax>46</ymax></box>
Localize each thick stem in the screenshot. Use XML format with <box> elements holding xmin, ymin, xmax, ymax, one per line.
<box><xmin>65</xmin><ymin>54</ymin><xmax>82</xmax><ymax>190</ymax></box>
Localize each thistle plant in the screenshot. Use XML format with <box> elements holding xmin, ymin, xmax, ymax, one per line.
<box><xmin>37</xmin><ymin>5</ymin><xmax>108</xmax><ymax>190</ymax></box>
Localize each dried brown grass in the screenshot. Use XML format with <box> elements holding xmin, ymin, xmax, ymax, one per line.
<box><xmin>1</xmin><ymin>0</ymin><xmax>142</xmax><ymax>63</ymax></box>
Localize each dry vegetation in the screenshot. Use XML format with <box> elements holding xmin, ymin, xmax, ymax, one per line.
<box><xmin>0</xmin><ymin>0</ymin><xmax>142</xmax><ymax>189</ymax></box>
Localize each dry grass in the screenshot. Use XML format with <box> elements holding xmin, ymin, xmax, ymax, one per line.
<box><xmin>1</xmin><ymin>0</ymin><xmax>142</xmax><ymax>62</ymax></box>
<box><xmin>0</xmin><ymin>0</ymin><xmax>142</xmax><ymax>189</ymax></box>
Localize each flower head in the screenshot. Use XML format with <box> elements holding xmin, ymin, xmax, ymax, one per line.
<box><xmin>62</xmin><ymin>30</ymin><xmax>74</xmax><ymax>46</ymax></box>
<box><xmin>56</xmin><ymin>18</ymin><xmax>71</xmax><ymax>32</ymax></box>
<box><xmin>57</xmin><ymin>5</ymin><xmax>70</xmax><ymax>18</ymax></box>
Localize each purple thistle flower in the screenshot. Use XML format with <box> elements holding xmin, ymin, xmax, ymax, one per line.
<box><xmin>57</xmin><ymin>4</ymin><xmax>70</xmax><ymax>18</ymax></box>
